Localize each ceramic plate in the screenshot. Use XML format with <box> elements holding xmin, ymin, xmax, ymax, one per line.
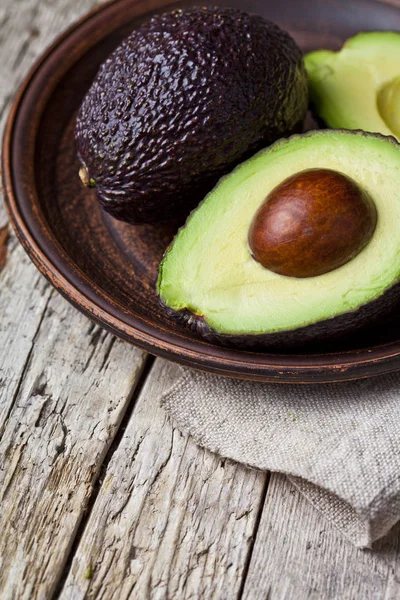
<box><xmin>4</xmin><ymin>0</ymin><xmax>400</xmax><ymax>382</ymax></box>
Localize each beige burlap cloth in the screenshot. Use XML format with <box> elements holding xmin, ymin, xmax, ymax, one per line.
<box><xmin>161</xmin><ymin>366</ymin><xmax>400</xmax><ymax>548</ymax></box>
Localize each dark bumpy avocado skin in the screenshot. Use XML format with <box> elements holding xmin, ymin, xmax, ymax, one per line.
<box><xmin>75</xmin><ymin>7</ymin><xmax>307</xmax><ymax>223</ymax></box>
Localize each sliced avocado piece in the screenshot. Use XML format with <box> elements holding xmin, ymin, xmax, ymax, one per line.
<box><xmin>157</xmin><ymin>130</ymin><xmax>400</xmax><ymax>348</ymax></box>
<box><xmin>305</xmin><ymin>32</ymin><xmax>400</xmax><ymax>139</ymax></box>
<box><xmin>75</xmin><ymin>7</ymin><xmax>308</xmax><ymax>224</ymax></box>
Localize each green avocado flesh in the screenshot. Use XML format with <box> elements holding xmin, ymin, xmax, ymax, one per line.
<box><xmin>157</xmin><ymin>131</ymin><xmax>400</xmax><ymax>337</ymax></box>
<box><xmin>305</xmin><ymin>32</ymin><xmax>400</xmax><ymax>139</ymax></box>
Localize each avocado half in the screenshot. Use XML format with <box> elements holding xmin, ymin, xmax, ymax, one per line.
<box><xmin>305</xmin><ymin>32</ymin><xmax>400</xmax><ymax>139</ymax></box>
<box><xmin>75</xmin><ymin>7</ymin><xmax>307</xmax><ymax>224</ymax></box>
<box><xmin>157</xmin><ymin>130</ymin><xmax>400</xmax><ymax>349</ymax></box>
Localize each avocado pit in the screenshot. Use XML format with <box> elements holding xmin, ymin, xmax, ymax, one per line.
<box><xmin>248</xmin><ymin>168</ymin><xmax>377</xmax><ymax>278</ymax></box>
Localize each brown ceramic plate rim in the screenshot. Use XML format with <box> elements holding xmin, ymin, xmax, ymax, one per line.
<box><xmin>3</xmin><ymin>0</ymin><xmax>400</xmax><ymax>383</ymax></box>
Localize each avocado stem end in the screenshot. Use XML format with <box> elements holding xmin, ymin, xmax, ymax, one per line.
<box><xmin>79</xmin><ymin>166</ymin><xmax>96</xmax><ymax>188</ymax></box>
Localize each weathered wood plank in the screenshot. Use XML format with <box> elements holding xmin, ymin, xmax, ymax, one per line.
<box><xmin>0</xmin><ymin>0</ymin><xmax>101</xmax><ymax>437</ymax></box>
<box><xmin>0</xmin><ymin>291</ymin><xmax>147</xmax><ymax>599</ymax></box>
<box><xmin>241</xmin><ymin>474</ymin><xmax>400</xmax><ymax>600</ymax></box>
<box><xmin>0</xmin><ymin>2</ymin><xmax>149</xmax><ymax>598</ymax></box>
<box><xmin>0</xmin><ymin>0</ymin><xmax>101</xmax><ymax>136</ymax></box>
<box><xmin>60</xmin><ymin>359</ymin><xmax>267</xmax><ymax>600</ymax></box>
<box><xmin>0</xmin><ymin>245</ymin><xmax>53</xmax><ymax>436</ymax></box>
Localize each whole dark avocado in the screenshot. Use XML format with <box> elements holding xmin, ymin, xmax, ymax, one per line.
<box><xmin>75</xmin><ymin>6</ymin><xmax>308</xmax><ymax>224</ymax></box>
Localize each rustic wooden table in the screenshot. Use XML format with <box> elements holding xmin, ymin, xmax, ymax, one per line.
<box><xmin>2</xmin><ymin>1</ymin><xmax>400</xmax><ymax>598</ymax></box>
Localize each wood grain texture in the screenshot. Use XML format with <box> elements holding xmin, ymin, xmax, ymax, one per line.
<box><xmin>0</xmin><ymin>291</ymin><xmax>147</xmax><ymax>599</ymax></box>
<box><xmin>0</xmin><ymin>0</ymin><xmax>101</xmax><ymax>441</ymax></box>
<box><xmin>241</xmin><ymin>474</ymin><xmax>400</xmax><ymax>600</ymax></box>
<box><xmin>0</xmin><ymin>0</ymin><xmax>146</xmax><ymax>598</ymax></box>
<box><xmin>60</xmin><ymin>359</ymin><xmax>267</xmax><ymax>600</ymax></box>
<box><xmin>0</xmin><ymin>243</ymin><xmax>52</xmax><ymax>436</ymax></box>
<box><xmin>0</xmin><ymin>0</ymin><xmax>101</xmax><ymax>437</ymax></box>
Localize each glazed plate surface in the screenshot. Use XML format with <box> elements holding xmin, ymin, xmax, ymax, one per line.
<box><xmin>4</xmin><ymin>0</ymin><xmax>400</xmax><ymax>383</ymax></box>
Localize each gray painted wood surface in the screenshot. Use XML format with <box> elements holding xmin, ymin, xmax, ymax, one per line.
<box><xmin>1</xmin><ymin>0</ymin><xmax>400</xmax><ymax>598</ymax></box>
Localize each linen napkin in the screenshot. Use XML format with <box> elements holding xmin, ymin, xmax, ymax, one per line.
<box><xmin>161</xmin><ymin>366</ymin><xmax>400</xmax><ymax>548</ymax></box>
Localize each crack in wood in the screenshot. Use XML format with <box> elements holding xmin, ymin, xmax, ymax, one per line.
<box><xmin>34</xmin><ymin>397</ymin><xmax>52</xmax><ymax>428</ymax></box>
<box><xmin>83</xmin><ymin>327</ymin><xmax>106</xmax><ymax>373</ymax></box>
<box><xmin>0</xmin><ymin>289</ymin><xmax>54</xmax><ymax>440</ymax></box>
<box><xmin>1</xmin><ymin>441</ymin><xmax>27</xmax><ymax>500</ymax></box>
<box><xmin>49</xmin><ymin>359</ymin><xmax>268</xmax><ymax>599</ymax></box>
<box><xmin>31</xmin><ymin>375</ymin><xmax>48</xmax><ymax>399</ymax></box>
<box><xmin>51</xmin><ymin>355</ymin><xmax>155</xmax><ymax>599</ymax></box>
<box><xmin>237</xmin><ymin>473</ymin><xmax>271</xmax><ymax>600</ymax></box>
<box><xmin>99</xmin><ymin>337</ymin><xmax>116</xmax><ymax>372</ymax></box>
<box><xmin>54</xmin><ymin>421</ymin><xmax>68</xmax><ymax>456</ymax></box>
